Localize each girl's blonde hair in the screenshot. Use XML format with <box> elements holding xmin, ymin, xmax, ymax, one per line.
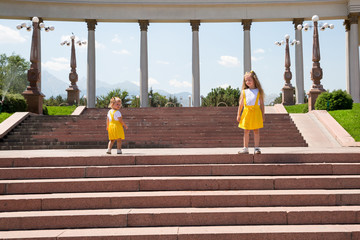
<box><xmin>242</xmin><ymin>70</ymin><xmax>264</xmax><ymax>98</ymax></box>
<box><xmin>108</xmin><ymin>97</ymin><xmax>122</xmax><ymax>108</ymax></box>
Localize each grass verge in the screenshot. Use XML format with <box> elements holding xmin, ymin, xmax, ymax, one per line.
<box><xmin>0</xmin><ymin>112</ymin><xmax>12</xmax><ymax>123</ymax></box>
<box><xmin>284</xmin><ymin>104</ymin><xmax>308</xmax><ymax>113</ymax></box>
<box><xmin>46</xmin><ymin>105</ymin><xmax>77</xmax><ymax>115</ymax></box>
<box><xmin>328</xmin><ymin>103</ymin><xmax>360</xmax><ymax>141</ymax></box>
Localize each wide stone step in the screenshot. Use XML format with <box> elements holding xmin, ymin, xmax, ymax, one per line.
<box><xmin>2</xmin><ymin>163</ymin><xmax>360</xmax><ymax>180</ymax></box>
<box><xmin>0</xmin><ymin>141</ymin><xmax>308</xmax><ymax>149</ymax></box>
<box><xmin>1</xmin><ymin>154</ymin><xmax>359</xmax><ymax>168</ymax></box>
<box><xmin>2</xmin><ymin>189</ymin><xmax>360</xmax><ymax>212</ymax></box>
<box><xmin>1</xmin><ymin>175</ymin><xmax>360</xmax><ymax>194</ymax></box>
<box><xmin>2</xmin><ymin>224</ymin><xmax>359</xmax><ymax>239</ymax></box>
<box><xmin>1</xmin><ymin>206</ymin><xmax>360</xmax><ymax>230</ymax></box>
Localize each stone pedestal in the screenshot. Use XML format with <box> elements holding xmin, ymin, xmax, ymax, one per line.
<box><xmin>22</xmin><ymin>89</ymin><xmax>44</xmax><ymax>114</ymax></box>
<box><xmin>282</xmin><ymin>85</ymin><xmax>295</xmax><ymax>105</ymax></box>
<box><xmin>66</xmin><ymin>86</ymin><xmax>80</xmax><ymax>105</ymax></box>
<box><xmin>308</xmin><ymin>88</ymin><xmax>325</xmax><ymax>111</ymax></box>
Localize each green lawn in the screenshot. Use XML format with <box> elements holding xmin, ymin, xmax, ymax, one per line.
<box><xmin>285</xmin><ymin>103</ymin><xmax>360</xmax><ymax>141</ymax></box>
<box><xmin>328</xmin><ymin>103</ymin><xmax>360</xmax><ymax>141</ymax></box>
<box><xmin>46</xmin><ymin>106</ymin><xmax>77</xmax><ymax>115</ymax></box>
<box><xmin>284</xmin><ymin>104</ymin><xmax>308</xmax><ymax>113</ymax></box>
<box><xmin>0</xmin><ymin>112</ymin><xmax>13</xmax><ymax>123</ymax></box>
<box><xmin>0</xmin><ymin>106</ymin><xmax>78</xmax><ymax>123</ymax></box>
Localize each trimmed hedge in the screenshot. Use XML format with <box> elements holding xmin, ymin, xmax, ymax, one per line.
<box><xmin>315</xmin><ymin>90</ymin><xmax>353</xmax><ymax>111</ymax></box>
<box><xmin>0</xmin><ymin>92</ymin><xmax>27</xmax><ymax>113</ymax></box>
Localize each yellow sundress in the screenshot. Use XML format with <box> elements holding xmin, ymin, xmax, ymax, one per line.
<box><xmin>108</xmin><ymin>110</ymin><xmax>125</xmax><ymax>140</ymax></box>
<box><xmin>238</xmin><ymin>89</ymin><xmax>263</xmax><ymax>130</ymax></box>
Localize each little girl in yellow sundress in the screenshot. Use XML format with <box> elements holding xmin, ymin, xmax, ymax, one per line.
<box><xmin>236</xmin><ymin>71</ymin><xmax>265</xmax><ymax>154</ymax></box>
<box><xmin>106</xmin><ymin>97</ymin><xmax>128</xmax><ymax>154</ymax></box>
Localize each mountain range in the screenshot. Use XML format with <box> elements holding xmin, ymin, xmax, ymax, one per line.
<box><xmin>41</xmin><ymin>71</ymin><xmax>192</xmax><ymax>106</ymax></box>
<box><xmin>41</xmin><ymin>70</ymin><xmax>277</xmax><ymax>106</ymax></box>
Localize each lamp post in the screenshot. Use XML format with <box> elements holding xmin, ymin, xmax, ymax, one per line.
<box><xmin>17</xmin><ymin>17</ymin><xmax>54</xmax><ymax>114</ymax></box>
<box><xmin>297</xmin><ymin>15</ymin><xmax>334</xmax><ymax>111</ymax></box>
<box><xmin>61</xmin><ymin>34</ymin><xmax>86</xmax><ymax>105</ymax></box>
<box><xmin>275</xmin><ymin>34</ymin><xmax>300</xmax><ymax>105</ymax></box>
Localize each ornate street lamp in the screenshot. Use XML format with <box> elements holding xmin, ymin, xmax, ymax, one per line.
<box><xmin>17</xmin><ymin>17</ymin><xmax>54</xmax><ymax>114</ymax></box>
<box><xmin>297</xmin><ymin>15</ymin><xmax>334</xmax><ymax>111</ymax></box>
<box><xmin>275</xmin><ymin>34</ymin><xmax>300</xmax><ymax>105</ymax></box>
<box><xmin>61</xmin><ymin>34</ymin><xmax>86</xmax><ymax>105</ymax></box>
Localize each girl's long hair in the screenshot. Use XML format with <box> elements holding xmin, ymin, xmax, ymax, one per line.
<box><xmin>242</xmin><ymin>71</ymin><xmax>265</xmax><ymax>98</ymax></box>
<box><xmin>108</xmin><ymin>97</ymin><xmax>122</xmax><ymax>108</ymax></box>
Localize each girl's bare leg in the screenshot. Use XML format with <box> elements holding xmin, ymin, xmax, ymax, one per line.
<box><xmin>243</xmin><ymin>130</ymin><xmax>250</xmax><ymax>148</ymax></box>
<box><xmin>117</xmin><ymin>139</ymin><xmax>122</xmax><ymax>150</ymax></box>
<box><xmin>108</xmin><ymin>140</ymin><xmax>115</xmax><ymax>150</ymax></box>
<box><xmin>253</xmin><ymin>129</ymin><xmax>260</xmax><ymax>147</ymax></box>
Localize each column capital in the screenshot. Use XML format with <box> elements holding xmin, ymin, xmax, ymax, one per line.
<box><xmin>344</xmin><ymin>19</ymin><xmax>350</xmax><ymax>32</ymax></box>
<box><xmin>86</xmin><ymin>19</ymin><xmax>97</xmax><ymax>31</ymax></box>
<box><xmin>348</xmin><ymin>13</ymin><xmax>359</xmax><ymax>24</ymax></box>
<box><xmin>293</xmin><ymin>18</ymin><xmax>304</xmax><ymax>30</ymax></box>
<box><xmin>190</xmin><ymin>20</ymin><xmax>200</xmax><ymax>31</ymax></box>
<box><xmin>139</xmin><ymin>20</ymin><xmax>149</xmax><ymax>31</ymax></box>
<box><xmin>242</xmin><ymin>19</ymin><xmax>252</xmax><ymax>31</ymax></box>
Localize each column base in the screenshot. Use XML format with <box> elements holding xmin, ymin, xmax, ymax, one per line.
<box><xmin>308</xmin><ymin>88</ymin><xmax>326</xmax><ymax>111</ymax></box>
<box><xmin>66</xmin><ymin>87</ymin><xmax>80</xmax><ymax>106</ymax></box>
<box><xmin>22</xmin><ymin>89</ymin><xmax>45</xmax><ymax>114</ymax></box>
<box><xmin>282</xmin><ymin>86</ymin><xmax>295</xmax><ymax>105</ymax></box>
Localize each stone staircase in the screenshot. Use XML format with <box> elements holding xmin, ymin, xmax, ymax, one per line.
<box><xmin>1</xmin><ymin>153</ymin><xmax>360</xmax><ymax>239</ymax></box>
<box><xmin>0</xmin><ymin>107</ymin><xmax>307</xmax><ymax>150</ymax></box>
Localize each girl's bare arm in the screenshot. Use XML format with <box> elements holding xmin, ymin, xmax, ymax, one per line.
<box><xmin>260</xmin><ymin>96</ymin><xmax>265</xmax><ymax>122</ymax></box>
<box><xmin>118</xmin><ymin>117</ymin><xmax>128</xmax><ymax>130</ymax></box>
<box><xmin>237</xmin><ymin>93</ymin><xmax>244</xmax><ymax>122</ymax></box>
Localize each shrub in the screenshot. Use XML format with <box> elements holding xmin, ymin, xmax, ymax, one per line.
<box><xmin>43</xmin><ymin>106</ymin><xmax>48</xmax><ymax>115</ymax></box>
<box><xmin>1</xmin><ymin>92</ymin><xmax>27</xmax><ymax>113</ymax></box>
<box><xmin>315</xmin><ymin>90</ymin><xmax>353</xmax><ymax>111</ymax></box>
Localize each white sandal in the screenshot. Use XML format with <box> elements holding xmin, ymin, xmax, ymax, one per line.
<box><xmin>254</xmin><ymin>147</ymin><xmax>261</xmax><ymax>154</ymax></box>
<box><xmin>238</xmin><ymin>147</ymin><xmax>249</xmax><ymax>154</ymax></box>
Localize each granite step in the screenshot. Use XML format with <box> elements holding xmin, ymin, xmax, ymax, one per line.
<box><xmin>1</xmin><ymin>163</ymin><xmax>359</xmax><ymax>180</ymax></box>
<box><xmin>1</xmin><ymin>224</ymin><xmax>360</xmax><ymax>239</ymax></box>
<box><xmin>1</xmin><ymin>206</ymin><xmax>360</xmax><ymax>230</ymax></box>
<box><xmin>1</xmin><ymin>189</ymin><xmax>360</xmax><ymax>212</ymax></box>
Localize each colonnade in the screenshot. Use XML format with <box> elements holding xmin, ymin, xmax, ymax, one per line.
<box><xmin>84</xmin><ymin>17</ymin><xmax>360</xmax><ymax>108</ymax></box>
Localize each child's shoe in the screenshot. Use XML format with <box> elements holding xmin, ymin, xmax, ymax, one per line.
<box><xmin>254</xmin><ymin>147</ymin><xmax>261</xmax><ymax>154</ymax></box>
<box><xmin>238</xmin><ymin>147</ymin><xmax>249</xmax><ymax>154</ymax></box>
<box><xmin>106</xmin><ymin>149</ymin><xmax>111</xmax><ymax>154</ymax></box>
<box><xmin>117</xmin><ymin>149</ymin><xmax>122</xmax><ymax>154</ymax></box>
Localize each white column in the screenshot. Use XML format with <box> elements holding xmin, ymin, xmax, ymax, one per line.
<box><xmin>293</xmin><ymin>19</ymin><xmax>305</xmax><ymax>104</ymax></box>
<box><xmin>242</xmin><ymin>19</ymin><xmax>252</xmax><ymax>74</ymax></box>
<box><xmin>139</xmin><ymin>20</ymin><xmax>149</xmax><ymax>108</ymax></box>
<box><xmin>344</xmin><ymin>20</ymin><xmax>351</xmax><ymax>95</ymax></box>
<box><xmin>86</xmin><ymin>19</ymin><xmax>97</xmax><ymax>108</ymax></box>
<box><xmin>349</xmin><ymin>14</ymin><xmax>360</xmax><ymax>103</ymax></box>
<box><xmin>191</xmin><ymin>20</ymin><xmax>200</xmax><ymax>107</ymax></box>
<box><xmin>37</xmin><ymin>18</ymin><xmax>42</xmax><ymax>92</ymax></box>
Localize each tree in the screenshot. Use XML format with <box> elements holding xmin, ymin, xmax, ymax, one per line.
<box><xmin>129</xmin><ymin>95</ymin><xmax>140</xmax><ymax>108</ymax></box>
<box><xmin>202</xmin><ymin>86</ymin><xmax>240</xmax><ymax>107</ymax></box>
<box><xmin>167</xmin><ymin>95</ymin><xmax>181</xmax><ymax>107</ymax></box>
<box><xmin>0</xmin><ymin>53</ymin><xmax>30</xmax><ymax>95</ymax></box>
<box><xmin>96</xmin><ymin>88</ymin><xmax>130</xmax><ymax>108</ymax></box>
<box><xmin>149</xmin><ymin>89</ymin><xmax>167</xmax><ymax>107</ymax></box>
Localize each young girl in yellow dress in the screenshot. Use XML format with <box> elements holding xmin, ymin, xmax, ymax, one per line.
<box><xmin>106</xmin><ymin>97</ymin><xmax>128</xmax><ymax>154</ymax></box>
<box><xmin>237</xmin><ymin>71</ymin><xmax>265</xmax><ymax>154</ymax></box>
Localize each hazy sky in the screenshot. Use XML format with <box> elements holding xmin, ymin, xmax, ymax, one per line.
<box><xmin>0</xmin><ymin>17</ymin><xmax>346</xmax><ymax>98</ymax></box>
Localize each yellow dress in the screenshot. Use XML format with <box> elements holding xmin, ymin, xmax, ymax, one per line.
<box><xmin>108</xmin><ymin>110</ymin><xmax>125</xmax><ymax>140</ymax></box>
<box><xmin>238</xmin><ymin>89</ymin><xmax>263</xmax><ymax>130</ymax></box>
